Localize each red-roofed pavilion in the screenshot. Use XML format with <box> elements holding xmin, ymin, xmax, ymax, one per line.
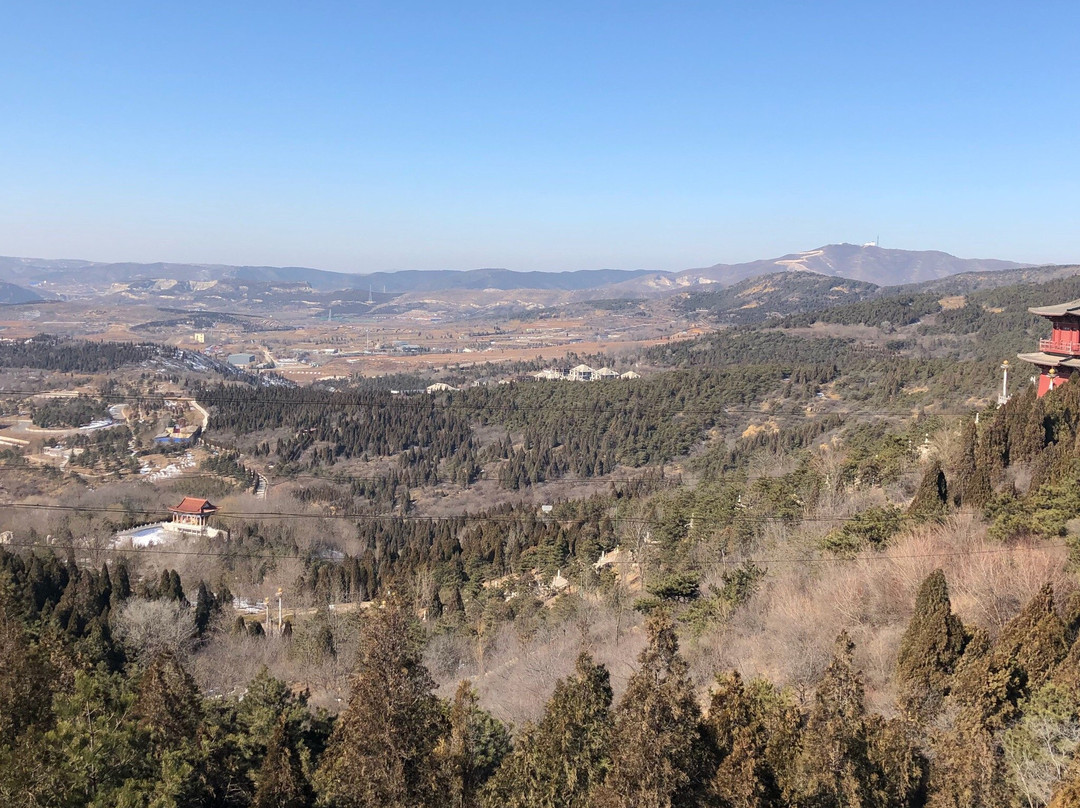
<box><xmin>169</xmin><ymin>497</ymin><xmax>218</xmax><ymax>527</ymax></box>
<box><xmin>1018</xmin><ymin>298</ymin><xmax>1080</xmax><ymax>397</ymax></box>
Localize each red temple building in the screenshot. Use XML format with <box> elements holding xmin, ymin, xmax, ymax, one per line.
<box><xmin>169</xmin><ymin>497</ymin><xmax>219</xmax><ymax>527</ymax></box>
<box><xmin>1018</xmin><ymin>299</ymin><xmax>1080</xmax><ymax>397</ymax></box>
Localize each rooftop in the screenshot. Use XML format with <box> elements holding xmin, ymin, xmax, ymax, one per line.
<box><xmin>1028</xmin><ymin>299</ymin><xmax>1080</xmax><ymax>317</ymax></box>
<box><xmin>1017</xmin><ymin>351</ymin><xmax>1080</xmax><ymax>369</ymax></box>
<box><xmin>169</xmin><ymin>496</ymin><xmax>218</xmax><ymax>515</ymax></box>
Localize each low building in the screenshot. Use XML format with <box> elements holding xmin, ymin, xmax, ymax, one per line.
<box><xmin>154</xmin><ymin>424</ymin><xmax>198</xmax><ymax>444</ymax></box>
<box><xmin>227</xmin><ymin>353</ymin><xmax>256</xmax><ymax>366</ymax></box>
<box><xmin>532</xmin><ymin>368</ymin><xmax>565</xmax><ymax>380</ymax></box>
<box><xmin>594</xmin><ymin>367</ymin><xmax>620</xmax><ymax>379</ymax></box>
<box><xmin>426</xmin><ymin>382</ymin><xmax>459</xmax><ymax>393</ymax></box>
<box><xmin>169</xmin><ymin>497</ymin><xmax>219</xmax><ymax>528</ymax></box>
<box><xmin>620</xmin><ymin>370</ymin><xmax>641</xmax><ymax>380</ymax></box>
<box><xmin>568</xmin><ymin>364</ymin><xmax>595</xmax><ymax>381</ymax></box>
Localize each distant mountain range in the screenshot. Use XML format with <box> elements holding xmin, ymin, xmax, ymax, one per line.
<box><xmin>0</xmin><ymin>244</ymin><xmax>1040</xmax><ymax>303</ymax></box>
<box><xmin>0</xmin><ymin>280</ymin><xmax>44</xmax><ymax>305</ymax></box>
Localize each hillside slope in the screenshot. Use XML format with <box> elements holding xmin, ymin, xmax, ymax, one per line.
<box><xmin>680</xmin><ymin>243</ymin><xmax>1029</xmax><ymax>287</ymax></box>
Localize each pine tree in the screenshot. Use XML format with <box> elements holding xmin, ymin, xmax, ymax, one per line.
<box><xmin>0</xmin><ymin>584</ymin><xmax>54</xmax><ymax>742</ymax></box>
<box><xmin>591</xmin><ymin>614</ymin><xmax>704</xmax><ymax>808</ymax></box>
<box><xmin>441</xmin><ymin>682</ymin><xmax>510</xmax><ymax>808</ymax></box>
<box><xmin>992</xmin><ymin>583</ymin><xmax>1068</xmax><ymax>690</ymax></box>
<box><xmin>135</xmin><ymin>649</ymin><xmax>203</xmax><ymax>749</ymax></box>
<box><xmin>895</xmin><ymin>570</ymin><xmax>967</xmax><ymax>721</ymax></box>
<box><xmin>963</xmin><ymin>464</ymin><xmax>994</xmax><ymax>508</ymax></box>
<box><xmin>169</xmin><ymin>569</ymin><xmax>186</xmax><ymax>603</ymax></box>
<box><xmin>314</xmin><ymin>600</ymin><xmax>447</xmax><ymax>808</ymax></box>
<box><xmin>447</xmin><ymin>586</ymin><xmax>465</xmax><ymax>616</ymax></box>
<box><xmin>157</xmin><ymin>569</ymin><xmax>172</xmax><ymax>600</ymax></box>
<box><xmin>908</xmin><ymin>460</ymin><xmax>948</xmax><ymax>522</ymax></box>
<box><xmin>791</xmin><ymin>631</ymin><xmax>928</xmax><ymax>808</ymax></box>
<box><xmin>793</xmin><ymin>632</ymin><xmax>874</xmax><ymax>807</ymax></box>
<box><xmin>252</xmin><ymin>715</ymin><xmax>314</xmax><ymax>808</ymax></box>
<box><xmin>929</xmin><ymin>630</ymin><xmax>1025</xmax><ymax>808</ymax></box>
<box><xmin>704</xmin><ymin>671</ymin><xmax>800</xmax><ymax>808</ymax></box>
<box><xmin>951</xmin><ymin>419</ymin><xmax>977</xmax><ymax>507</ymax></box>
<box><xmin>35</xmin><ymin>669</ymin><xmax>153</xmax><ymax>806</ymax></box>
<box><xmin>482</xmin><ymin>652</ymin><xmax>611</xmax><ymax>808</ymax></box>
<box><xmin>112</xmin><ymin>559</ymin><xmax>131</xmax><ymax>605</ymax></box>
<box><xmin>194</xmin><ymin>581</ymin><xmax>214</xmax><ymax>634</ymax></box>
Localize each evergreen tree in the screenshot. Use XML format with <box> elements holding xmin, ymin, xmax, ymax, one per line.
<box><xmin>314</xmin><ymin>600</ymin><xmax>448</xmax><ymax>808</ymax></box>
<box><xmin>194</xmin><ymin>580</ymin><xmax>214</xmax><ymax>634</ymax></box>
<box><xmin>794</xmin><ymin>632</ymin><xmax>926</xmax><ymax>808</ymax></box>
<box><xmin>895</xmin><ymin>570</ymin><xmax>967</xmax><ymax>721</ymax></box>
<box><xmin>482</xmin><ymin>652</ymin><xmax>611</xmax><ymax>808</ymax></box>
<box><xmin>447</xmin><ymin>586</ymin><xmax>466</xmax><ymax>616</ymax></box>
<box><xmin>704</xmin><ymin>671</ymin><xmax>801</xmax><ymax>808</ymax></box>
<box><xmin>929</xmin><ymin>630</ymin><xmax>1025</xmax><ymax>808</ymax></box>
<box><xmin>135</xmin><ymin>650</ymin><xmax>203</xmax><ymax>749</ymax></box>
<box><xmin>793</xmin><ymin>632</ymin><xmax>871</xmax><ymax>807</ymax></box>
<box><xmin>252</xmin><ymin>715</ymin><xmax>314</xmax><ymax>808</ymax></box>
<box><xmin>951</xmin><ymin>419</ymin><xmax>977</xmax><ymax>507</ymax></box>
<box><xmin>441</xmin><ymin>682</ymin><xmax>510</xmax><ymax>808</ymax></box>
<box><xmin>963</xmin><ymin>465</ymin><xmax>994</xmax><ymax>509</ymax></box>
<box><xmin>591</xmin><ymin>614</ymin><xmax>704</xmax><ymax>808</ymax></box>
<box><xmin>35</xmin><ymin>669</ymin><xmax>153</xmax><ymax>807</ymax></box>
<box><xmin>908</xmin><ymin>460</ymin><xmax>948</xmax><ymax>522</ymax></box>
<box><xmin>112</xmin><ymin>559</ymin><xmax>131</xmax><ymax>605</ymax></box>
<box><xmin>992</xmin><ymin>584</ymin><xmax>1069</xmax><ymax>690</ymax></box>
<box><xmin>0</xmin><ymin>585</ymin><xmax>54</xmax><ymax>743</ymax></box>
<box><xmin>169</xmin><ymin>569</ymin><xmax>186</xmax><ymax>603</ymax></box>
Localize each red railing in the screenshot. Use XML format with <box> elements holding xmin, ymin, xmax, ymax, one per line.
<box><xmin>1040</xmin><ymin>338</ymin><xmax>1080</xmax><ymax>355</ymax></box>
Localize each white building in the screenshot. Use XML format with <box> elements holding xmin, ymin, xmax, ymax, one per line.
<box><xmin>568</xmin><ymin>364</ymin><xmax>595</xmax><ymax>381</ymax></box>
<box><xmin>532</xmin><ymin>368</ymin><xmax>565</xmax><ymax>380</ymax></box>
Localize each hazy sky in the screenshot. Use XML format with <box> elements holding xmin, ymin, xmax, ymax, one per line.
<box><xmin>1</xmin><ymin>2</ymin><xmax>1077</xmax><ymax>272</ymax></box>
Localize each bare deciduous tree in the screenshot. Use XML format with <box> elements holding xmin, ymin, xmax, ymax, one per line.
<box><xmin>113</xmin><ymin>597</ymin><xmax>197</xmax><ymax>662</ymax></box>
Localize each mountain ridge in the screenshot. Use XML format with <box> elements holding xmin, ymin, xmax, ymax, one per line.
<box><xmin>0</xmin><ymin>244</ymin><xmax>1037</xmax><ymax>300</ymax></box>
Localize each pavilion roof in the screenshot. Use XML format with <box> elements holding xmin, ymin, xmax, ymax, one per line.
<box><xmin>169</xmin><ymin>497</ymin><xmax>218</xmax><ymax>515</ymax></box>
<box><xmin>1028</xmin><ymin>299</ymin><xmax>1080</xmax><ymax>317</ymax></box>
<box><xmin>1017</xmin><ymin>352</ymin><xmax>1080</xmax><ymax>369</ymax></box>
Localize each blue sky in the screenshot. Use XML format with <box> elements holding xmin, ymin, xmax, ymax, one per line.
<box><xmin>1</xmin><ymin>1</ymin><xmax>1077</xmax><ymax>272</ymax></box>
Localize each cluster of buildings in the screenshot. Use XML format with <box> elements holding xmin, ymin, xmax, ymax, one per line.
<box><xmin>532</xmin><ymin>364</ymin><xmax>640</xmax><ymax>382</ymax></box>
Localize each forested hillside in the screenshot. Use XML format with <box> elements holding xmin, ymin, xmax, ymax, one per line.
<box><xmin>7</xmin><ymin>270</ymin><xmax>1080</xmax><ymax>806</ymax></box>
<box><xmin>3</xmin><ymin>546</ymin><xmax>1080</xmax><ymax>807</ymax></box>
<box><xmin>0</xmin><ymin>333</ymin><xmax>247</xmax><ymax>377</ymax></box>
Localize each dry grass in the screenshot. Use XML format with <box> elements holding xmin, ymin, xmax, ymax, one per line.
<box><xmin>686</xmin><ymin>512</ymin><xmax>1072</xmax><ymax>714</ymax></box>
<box><xmin>430</xmin><ymin>598</ymin><xmax>647</xmax><ymax>728</ymax></box>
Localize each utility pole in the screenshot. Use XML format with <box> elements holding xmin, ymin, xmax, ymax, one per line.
<box><xmin>264</xmin><ymin>597</ymin><xmax>270</xmax><ymax>634</ymax></box>
<box><xmin>277</xmin><ymin>588</ymin><xmax>283</xmax><ymax>632</ymax></box>
<box><xmin>999</xmin><ymin>360</ymin><xmax>1010</xmax><ymax>405</ymax></box>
